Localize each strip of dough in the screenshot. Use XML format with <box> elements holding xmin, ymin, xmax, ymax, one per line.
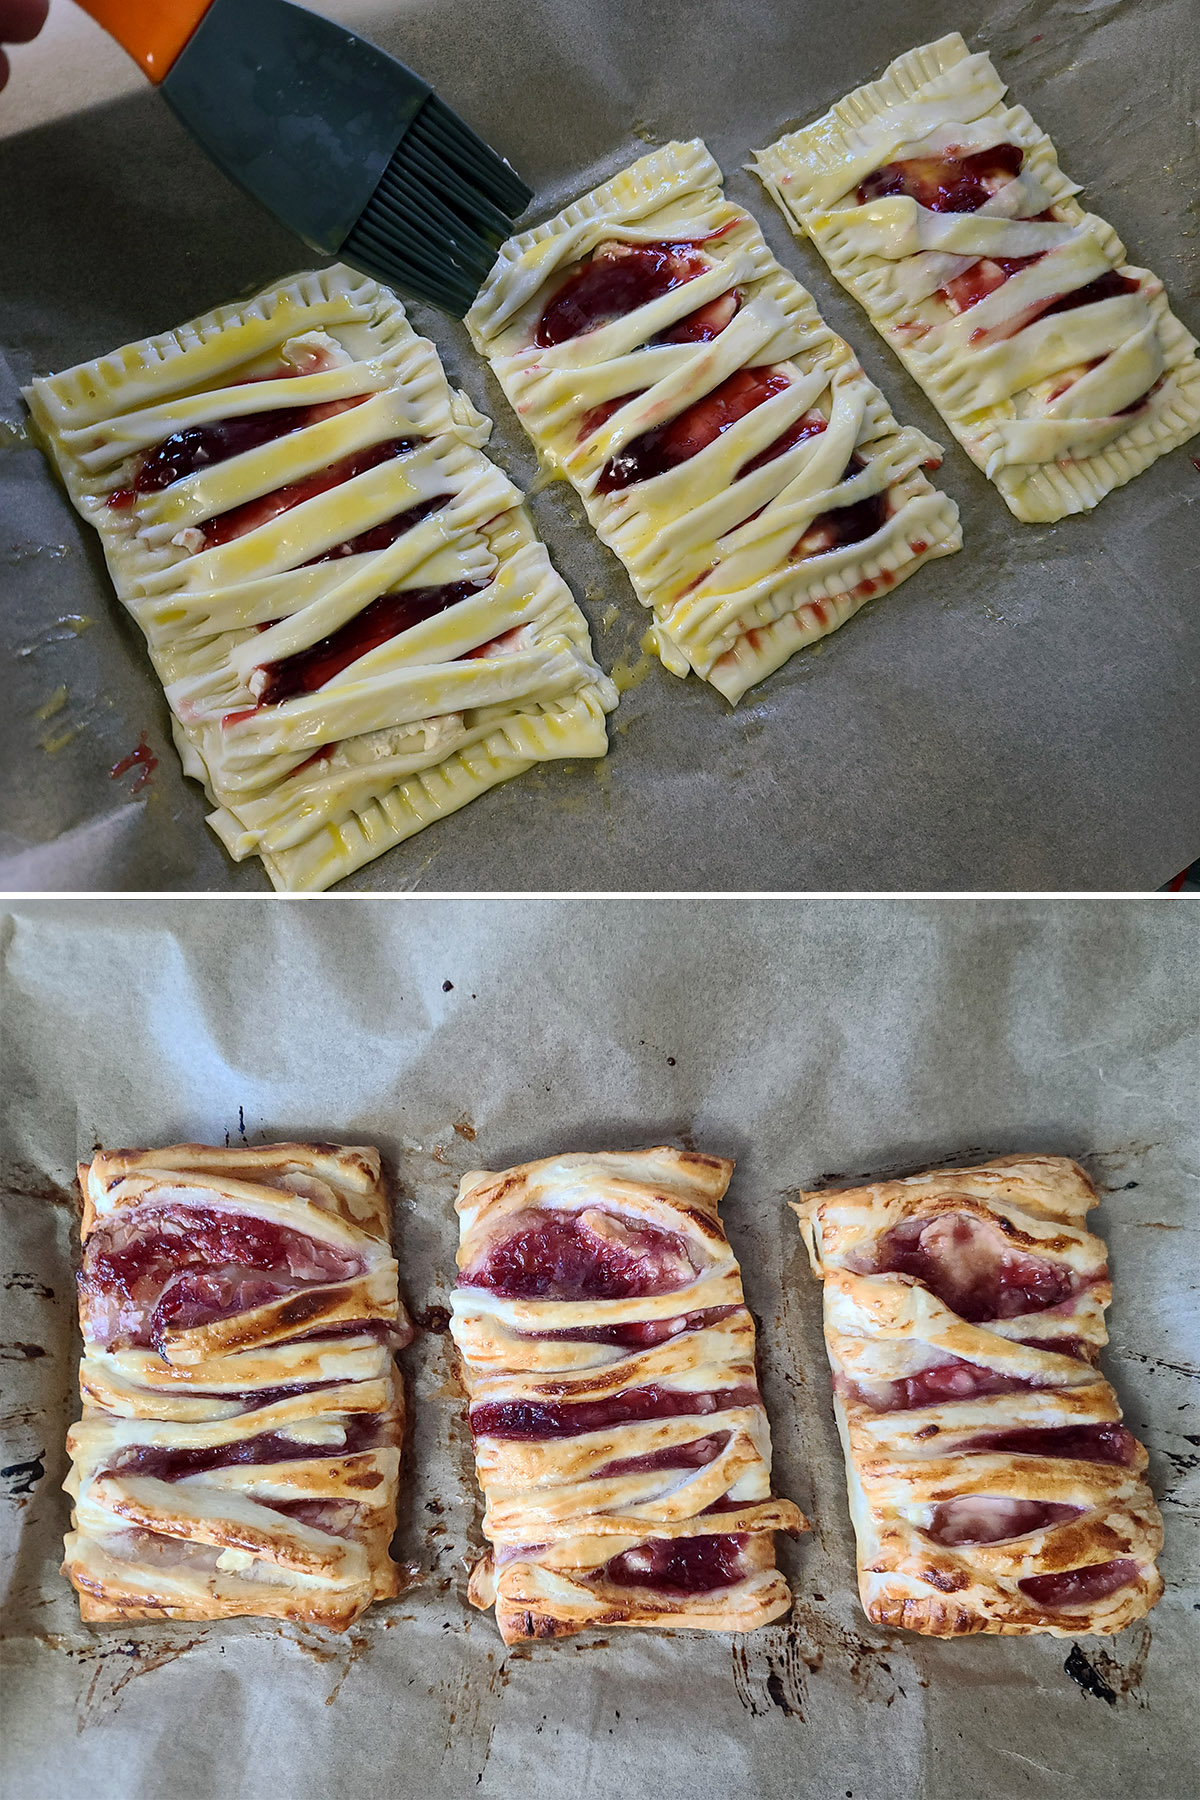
<box><xmin>793</xmin><ymin>1154</ymin><xmax>1163</xmax><ymax>1636</ymax></box>
<box><xmin>26</xmin><ymin>267</ymin><xmax>616</xmax><ymax>890</ymax></box>
<box><xmin>754</xmin><ymin>33</ymin><xmax>1200</xmax><ymax>521</ymax></box>
<box><xmin>64</xmin><ymin>1143</ymin><xmax>411</xmax><ymax>1629</ymax></box>
<box><xmin>467</xmin><ymin>141</ymin><xmax>960</xmax><ymax>703</ymax></box>
<box><xmin>452</xmin><ymin>1147</ymin><xmax>807</xmax><ymax>1642</ymax></box>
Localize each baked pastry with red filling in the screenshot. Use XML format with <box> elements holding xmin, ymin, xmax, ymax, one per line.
<box><xmin>451</xmin><ymin>1147</ymin><xmax>807</xmax><ymax>1642</ymax></box>
<box><xmin>25</xmin><ymin>267</ymin><xmax>615</xmax><ymax>890</ymax></box>
<box><xmin>64</xmin><ymin>1142</ymin><xmax>411</xmax><ymax>1628</ymax></box>
<box><xmin>467</xmin><ymin>140</ymin><xmax>960</xmax><ymax>703</ymax></box>
<box><xmin>754</xmin><ymin>33</ymin><xmax>1200</xmax><ymax>521</ymax></box>
<box><xmin>793</xmin><ymin>1155</ymin><xmax>1163</xmax><ymax>1635</ymax></box>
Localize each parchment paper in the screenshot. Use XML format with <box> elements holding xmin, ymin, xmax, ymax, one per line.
<box><xmin>2</xmin><ymin>0</ymin><xmax>1199</xmax><ymax>892</ymax></box>
<box><xmin>0</xmin><ymin>897</ymin><xmax>1197</xmax><ymax>1799</ymax></box>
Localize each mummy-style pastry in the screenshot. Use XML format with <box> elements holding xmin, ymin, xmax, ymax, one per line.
<box><xmin>467</xmin><ymin>140</ymin><xmax>961</xmax><ymax>703</ymax></box>
<box><xmin>793</xmin><ymin>1155</ymin><xmax>1163</xmax><ymax>1636</ymax></box>
<box><xmin>754</xmin><ymin>34</ymin><xmax>1200</xmax><ymax>521</ymax></box>
<box><xmin>25</xmin><ymin>267</ymin><xmax>616</xmax><ymax>891</ymax></box>
<box><xmin>64</xmin><ymin>1143</ymin><xmax>411</xmax><ymax>1628</ymax></box>
<box><xmin>451</xmin><ymin>1147</ymin><xmax>807</xmax><ymax>1643</ymax></box>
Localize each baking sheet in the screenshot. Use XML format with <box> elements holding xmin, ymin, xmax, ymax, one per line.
<box><xmin>1</xmin><ymin>0</ymin><xmax>1198</xmax><ymax>893</ymax></box>
<box><xmin>1</xmin><ymin>896</ymin><xmax>1197</xmax><ymax>1799</ymax></box>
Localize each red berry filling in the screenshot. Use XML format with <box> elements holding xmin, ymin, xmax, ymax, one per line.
<box><xmin>592</xmin><ymin>1532</ymin><xmax>747</xmax><ymax>1594</ymax></box>
<box><xmin>79</xmin><ymin>1206</ymin><xmax>365</xmax><ymax>1352</ymax></box>
<box><xmin>198</xmin><ymin>438</ymin><xmax>418</xmax><ymax>550</ymax></box>
<box><xmin>101</xmin><ymin>1415</ymin><xmax>382</xmax><ymax>1481</ymax></box>
<box><xmin>255</xmin><ymin>578</ymin><xmax>485</xmax><ymax>706</ymax></box>
<box><xmin>737</xmin><ymin>409</ymin><xmax>826</xmax><ymax>480</ymax></box>
<box><xmin>958</xmin><ymin>1423</ymin><xmax>1138</xmax><ymax>1467</ymax></box>
<box><xmin>871</xmin><ymin>1211</ymin><xmax>1086</xmax><ymax>1322</ymax></box>
<box><xmin>468</xmin><ymin>1383</ymin><xmax>760</xmax><ymax>1441</ymax></box>
<box><xmin>596</xmin><ymin>369</ymin><xmax>792</xmax><ymax>492</ymax></box>
<box><xmin>535</xmin><ymin>241</ymin><xmax>713</xmax><ymax>346</ymax></box>
<box><xmin>593</xmin><ymin>1432</ymin><xmax>729</xmax><ymax>1480</ymax></box>
<box><xmin>458</xmin><ymin>1208</ymin><xmax>699</xmax><ymax>1301</ymax></box>
<box><xmin>924</xmin><ymin>1496</ymin><xmax>1083</xmax><ymax>1546</ymax></box>
<box><xmin>858</xmin><ymin>143</ymin><xmax>1024</xmax><ymax>214</ymax></box>
<box><xmin>1018</xmin><ymin>1558</ymin><xmax>1140</xmax><ymax>1608</ymax></box>
<box><xmin>520</xmin><ymin>1306</ymin><xmax>739</xmax><ymax>1347</ymax></box>
<box><xmin>791</xmin><ymin>455</ymin><xmax>888</xmax><ymax>559</ymax></box>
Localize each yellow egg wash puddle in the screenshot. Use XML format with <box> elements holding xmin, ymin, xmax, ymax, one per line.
<box><xmin>34</xmin><ymin>685</ymin><xmax>68</xmax><ymax>722</ymax></box>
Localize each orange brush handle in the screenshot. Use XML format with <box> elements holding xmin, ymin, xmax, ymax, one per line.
<box><xmin>73</xmin><ymin>0</ymin><xmax>215</xmax><ymax>82</ymax></box>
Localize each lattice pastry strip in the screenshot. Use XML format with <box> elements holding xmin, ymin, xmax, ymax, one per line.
<box><xmin>467</xmin><ymin>140</ymin><xmax>960</xmax><ymax>703</ymax></box>
<box><xmin>451</xmin><ymin>1147</ymin><xmax>807</xmax><ymax>1643</ymax></box>
<box><xmin>793</xmin><ymin>1155</ymin><xmax>1163</xmax><ymax>1636</ymax></box>
<box><xmin>64</xmin><ymin>1143</ymin><xmax>412</xmax><ymax>1629</ymax></box>
<box><xmin>26</xmin><ymin>266</ymin><xmax>616</xmax><ymax>891</ymax></box>
<box><xmin>753</xmin><ymin>34</ymin><xmax>1200</xmax><ymax>521</ymax></box>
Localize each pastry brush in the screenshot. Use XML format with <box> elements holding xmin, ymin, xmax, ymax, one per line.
<box><xmin>72</xmin><ymin>0</ymin><xmax>532</xmax><ymax>315</ymax></box>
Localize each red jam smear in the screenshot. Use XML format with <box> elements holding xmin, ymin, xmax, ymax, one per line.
<box><xmin>594</xmin><ymin>1532</ymin><xmax>746</xmax><ymax>1594</ymax></box>
<box><xmin>871</xmin><ymin>1211</ymin><xmax>1083</xmax><ymax>1322</ymax></box>
<box><xmin>523</xmin><ymin>1305</ymin><xmax>738</xmax><ymax>1347</ymax></box>
<box><xmin>110</xmin><ymin>733</ymin><xmax>158</xmax><ymax>794</ymax></box>
<box><xmin>924</xmin><ymin>1496</ymin><xmax>1083</xmax><ymax>1547</ymax></box>
<box><xmin>594</xmin><ymin>1433</ymin><xmax>728</xmax><ymax>1480</ymax></box>
<box><xmin>959</xmin><ymin>1423</ymin><xmax>1138</xmax><ymax>1467</ymax></box>
<box><xmin>535</xmin><ymin>241</ymin><xmax>713</xmax><ymax>346</ymax></box>
<box><xmin>1014</xmin><ymin>1335</ymin><xmax>1095</xmax><ymax>1363</ymax></box>
<box><xmin>204</xmin><ymin>1379</ymin><xmax>343</xmax><ymax>1407</ymax></box>
<box><xmin>267</xmin><ymin>1497</ymin><xmax>361</xmax><ymax>1538</ymax></box>
<box><xmin>858</xmin><ymin>142</ymin><xmax>1024</xmax><ymax>213</ymax></box>
<box><xmin>103</xmin><ymin>1416</ymin><xmax>381</xmax><ymax>1481</ymax></box>
<box><xmin>737</xmin><ymin>409</ymin><xmax>826</xmax><ymax>480</ymax></box>
<box><xmin>256</xmin><ymin>578</ymin><xmax>484</xmax><ymax>705</ymax></box>
<box><xmin>469</xmin><ymin>1383</ymin><xmax>759</xmax><ymax>1441</ymax></box>
<box><xmin>1018</xmin><ymin>1558</ymin><xmax>1139</xmax><ymax>1608</ymax></box>
<box><xmin>459</xmin><ymin>1208</ymin><xmax>698</xmax><ymax>1301</ymax></box>
<box><xmin>596</xmin><ymin>369</ymin><xmax>792</xmax><ymax>493</ymax></box>
<box><xmin>79</xmin><ymin>1205</ymin><xmax>364</xmax><ymax>1350</ymax></box>
<box><xmin>199</xmin><ymin>437</ymin><xmax>417</xmax><ymax>548</ymax></box>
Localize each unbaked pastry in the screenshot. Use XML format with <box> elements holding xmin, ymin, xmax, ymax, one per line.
<box><xmin>754</xmin><ymin>34</ymin><xmax>1200</xmax><ymax>521</ymax></box>
<box><xmin>25</xmin><ymin>267</ymin><xmax>616</xmax><ymax>891</ymax></box>
<box><xmin>451</xmin><ymin>1147</ymin><xmax>807</xmax><ymax>1643</ymax></box>
<box><xmin>793</xmin><ymin>1154</ymin><xmax>1163</xmax><ymax>1636</ymax></box>
<box><xmin>64</xmin><ymin>1142</ymin><xmax>411</xmax><ymax>1628</ymax></box>
<box><xmin>467</xmin><ymin>140</ymin><xmax>961</xmax><ymax>702</ymax></box>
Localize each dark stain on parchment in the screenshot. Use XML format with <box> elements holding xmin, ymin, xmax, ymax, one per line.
<box><xmin>1</xmin><ymin>1453</ymin><xmax>46</xmax><ymax>1498</ymax></box>
<box><xmin>3</xmin><ymin>1273</ymin><xmax>55</xmax><ymax>1300</ymax></box>
<box><xmin>1065</xmin><ymin>1643</ymin><xmax>1118</xmax><ymax>1705</ymax></box>
<box><xmin>0</xmin><ymin>1343</ymin><xmax>47</xmax><ymax>1361</ymax></box>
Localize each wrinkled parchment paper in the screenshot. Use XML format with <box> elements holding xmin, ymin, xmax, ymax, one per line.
<box><xmin>1</xmin><ymin>897</ymin><xmax>1197</xmax><ymax>1798</ymax></box>
<box><xmin>2</xmin><ymin>0</ymin><xmax>1199</xmax><ymax>891</ymax></box>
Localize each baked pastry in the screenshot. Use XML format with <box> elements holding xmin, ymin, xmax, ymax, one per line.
<box><xmin>793</xmin><ymin>1154</ymin><xmax>1163</xmax><ymax>1636</ymax></box>
<box><xmin>25</xmin><ymin>267</ymin><xmax>616</xmax><ymax>890</ymax></box>
<box><xmin>450</xmin><ymin>1146</ymin><xmax>807</xmax><ymax>1642</ymax></box>
<box><xmin>466</xmin><ymin>140</ymin><xmax>961</xmax><ymax>703</ymax></box>
<box><xmin>64</xmin><ymin>1142</ymin><xmax>411</xmax><ymax>1628</ymax></box>
<box><xmin>754</xmin><ymin>34</ymin><xmax>1200</xmax><ymax>521</ymax></box>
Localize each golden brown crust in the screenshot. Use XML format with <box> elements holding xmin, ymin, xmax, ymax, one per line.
<box><xmin>64</xmin><ymin>1142</ymin><xmax>409</xmax><ymax>1630</ymax></box>
<box><xmin>452</xmin><ymin>1147</ymin><xmax>806</xmax><ymax>1644</ymax></box>
<box><xmin>794</xmin><ymin>1155</ymin><xmax>1163</xmax><ymax>1637</ymax></box>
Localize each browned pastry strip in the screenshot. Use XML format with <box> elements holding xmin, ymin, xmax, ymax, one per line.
<box><xmin>451</xmin><ymin>1146</ymin><xmax>807</xmax><ymax>1643</ymax></box>
<box><xmin>64</xmin><ymin>1141</ymin><xmax>411</xmax><ymax>1628</ymax></box>
<box><xmin>794</xmin><ymin>1154</ymin><xmax>1163</xmax><ymax>1636</ymax></box>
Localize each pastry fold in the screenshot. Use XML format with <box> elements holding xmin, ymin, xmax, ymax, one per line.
<box><xmin>25</xmin><ymin>266</ymin><xmax>616</xmax><ymax>890</ymax></box>
<box><xmin>451</xmin><ymin>1147</ymin><xmax>807</xmax><ymax>1643</ymax></box>
<box><xmin>754</xmin><ymin>33</ymin><xmax>1200</xmax><ymax>520</ymax></box>
<box><xmin>793</xmin><ymin>1154</ymin><xmax>1163</xmax><ymax>1636</ymax></box>
<box><xmin>467</xmin><ymin>140</ymin><xmax>960</xmax><ymax>702</ymax></box>
<box><xmin>64</xmin><ymin>1142</ymin><xmax>411</xmax><ymax>1628</ymax></box>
